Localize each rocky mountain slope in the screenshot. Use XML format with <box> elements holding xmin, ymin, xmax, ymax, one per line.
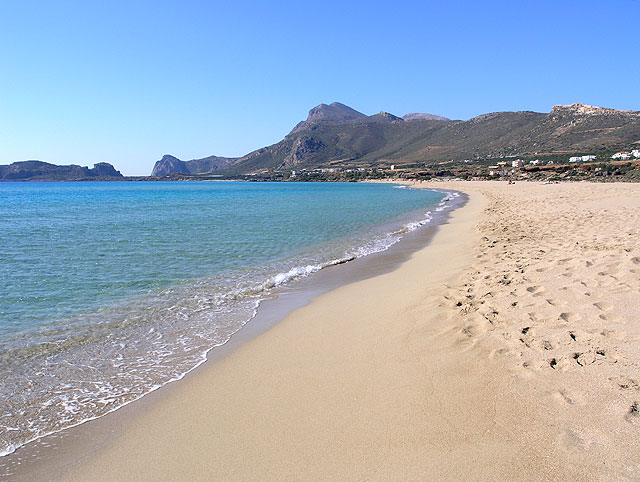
<box><xmin>403</xmin><ymin>112</ymin><xmax>450</xmax><ymax>122</ymax></box>
<box><xmin>0</xmin><ymin>161</ymin><xmax>123</xmax><ymax>181</ymax></box>
<box><xmin>151</xmin><ymin>102</ymin><xmax>640</xmax><ymax>176</ymax></box>
<box><xmin>289</xmin><ymin>102</ymin><xmax>367</xmax><ymax>134</ymax></box>
<box><xmin>151</xmin><ymin>154</ymin><xmax>234</xmax><ymax>176</ymax></box>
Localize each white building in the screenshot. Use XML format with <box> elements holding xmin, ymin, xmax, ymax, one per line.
<box><xmin>390</xmin><ymin>165</ymin><xmax>395</xmax><ymax>170</ymax></box>
<box><xmin>529</xmin><ymin>159</ymin><xmax>540</xmax><ymax>165</ymax></box>
<box><xmin>632</xmin><ymin>150</ymin><xmax>640</xmax><ymax>158</ymax></box>
<box><xmin>512</xmin><ymin>159</ymin><xmax>524</xmax><ymax>168</ymax></box>
<box><xmin>582</xmin><ymin>155</ymin><xmax>596</xmax><ymax>162</ymax></box>
<box><xmin>612</xmin><ymin>152</ymin><xmax>631</xmax><ymax>160</ymax></box>
<box><xmin>569</xmin><ymin>156</ymin><xmax>582</xmax><ymax>163</ymax></box>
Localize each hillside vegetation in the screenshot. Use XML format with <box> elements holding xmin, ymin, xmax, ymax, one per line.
<box><xmin>150</xmin><ymin>103</ymin><xmax>640</xmax><ymax>176</ymax></box>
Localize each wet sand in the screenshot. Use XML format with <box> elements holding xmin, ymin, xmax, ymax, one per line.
<box><xmin>12</xmin><ymin>180</ymin><xmax>640</xmax><ymax>480</ymax></box>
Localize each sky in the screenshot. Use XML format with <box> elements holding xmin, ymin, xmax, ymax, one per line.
<box><xmin>1</xmin><ymin>0</ymin><xmax>639</xmax><ymax>175</ymax></box>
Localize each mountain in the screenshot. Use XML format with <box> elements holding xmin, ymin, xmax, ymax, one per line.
<box><xmin>150</xmin><ymin>102</ymin><xmax>640</xmax><ymax>176</ymax></box>
<box><xmin>289</xmin><ymin>102</ymin><xmax>367</xmax><ymax>134</ymax></box>
<box><xmin>151</xmin><ymin>155</ymin><xmax>189</xmax><ymax>176</ymax></box>
<box><xmin>369</xmin><ymin>111</ymin><xmax>404</xmax><ymax>122</ymax></box>
<box><xmin>151</xmin><ymin>154</ymin><xmax>234</xmax><ymax>177</ymax></box>
<box><xmin>403</xmin><ymin>112</ymin><xmax>450</xmax><ymax>122</ymax></box>
<box><xmin>0</xmin><ymin>161</ymin><xmax>123</xmax><ymax>181</ymax></box>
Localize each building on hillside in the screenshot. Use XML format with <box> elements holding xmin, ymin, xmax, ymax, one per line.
<box><xmin>497</xmin><ymin>161</ymin><xmax>507</xmax><ymax>166</ymax></box>
<box><xmin>512</xmin><ymin>159</ymin><xmax>524</xmax><ymax>168</ymax></box>
<box><xmin>582</xmin><ymin>155</ymin><xmax>597</xmax><ymax>162</ymax></box>
<box><xmin>529</xmin><ymin>159</ymin><xmax>540</xmax><ymax>165</ymax></box>
<box><xmin>569</xmin><ymin>156</ymin><xmax>582</xmax><ymax>163</ymax></box>
<box><xmin>612</xmin><ymin>152</ymin><xmax>631</xmax><ymax>160</ymax></box>
<box><xmin>632</xmin><ymin>150</ymin><xmax>640</xmax><ymax>158</ymax></box>
<box><xmin>390</xmin><ymin>165</ymin><xmax>395</xmax><ymax>170</ymax></box>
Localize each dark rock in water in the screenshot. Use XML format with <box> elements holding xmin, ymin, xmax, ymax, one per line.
<box><xmin>0</xmin><ymin>161</ymin><xmax>123</xmax><ymax>181</ymax></box>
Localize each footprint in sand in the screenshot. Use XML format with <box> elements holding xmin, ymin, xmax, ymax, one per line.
<box><xmin>597</xmin><ymin>311</ymin><xmax>622</xmax><ymax>323</ymax></box>
<box><xmin>610</xmin><ymin>376</ymin><xmax>640</xmax><ymax>391</ymax></box>
<box><xmin>559</xmin><ymin>312</ymin><xmax>579</xmax><ymax>322</ymax></box>
<box><xmin>626</xmin><ymin>402</ymin><xmax>639</xmax><ymax>424</ymax></box>
<box><xmin>489</xmin><ymin>348</ymin><xmax>514</xmax><ymax>359</ymax></box>
<box><xmin>558</xmin><ymin>429</ymin><xmax>588</xmax><ymax>451</ymax></box>
<box><xmin>600</xmin><ymin>329</ymin><xmax>625</xmax><ymax>340</ymax></box>
<box><xmin>593</xmin><ymin>301</ymin><xmax>613</xmax><ymax>312</ymax></box>
<box><xmin>574</xmin><ymin>351</ymin><xmax>597</xmax><ymax>367</ymax></box>
<box><xmin>526</xmin><ymin>285</ymin><xmax>546</xmax><ymax>297</ymax></box>
<box><xmin>549</xmin><ymin>357</ymin><xmax>560</xmax><ymax>370</ymax></box>
<box><xmin>557</xmin><ymin>257</ymin><xmax>574</xmax><ymax>265</ymax></box>
<box><xmin>551</xmin><ymin>389</ymin><xmax>582</xmax><ymax>405</ymax></box>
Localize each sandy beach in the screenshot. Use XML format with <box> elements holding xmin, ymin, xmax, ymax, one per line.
<box><xmin>16</xmin><ymin>181</ymin><xmax>640</xmax><ymax>481</ymax></box>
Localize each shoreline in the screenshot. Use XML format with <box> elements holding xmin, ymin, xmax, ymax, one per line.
<box><xmin>1</xmin><ymin>186</ymin><xmax>463</xmax><ymax>480</ymax></box>
<box><xmin>6</xmin><ymin>180</ymin><xmax>640</xmax><ymax>480</ymax></box>
<box><xmin>62</xmin><ymin>186</ymin><xmax>492</xmax><ymax>482</ymax></box>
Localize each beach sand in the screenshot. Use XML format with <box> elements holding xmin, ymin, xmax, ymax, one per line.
<box><xmin>51</xmin><ymin>181</ymin><xmax>640</xmax><ymax>480</ymax></box>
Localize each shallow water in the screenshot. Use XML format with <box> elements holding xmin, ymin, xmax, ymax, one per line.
<box><xmin>0</xmin><ymin>180</ymin><xmax>451</xmax><ymax>456</ymax></box>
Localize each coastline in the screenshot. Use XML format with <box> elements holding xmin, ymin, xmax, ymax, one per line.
<box><xmin>6</xmin><ymin>180</ymin><xmax>640</xmax><ymax>480</ymax></box>
<box><xmin>1</xmin><ymin>185</ymin><xmax>461</xmax><ymax>479</ymax></box>
<box><xmin>0</xmin><ymin>181</ymin><xmax>451</xmax><ymax>463</ymax></box>
<box><xmin>62</xmin><ymin>186</ymin><xmax>494</xmax><ymax>482</ymax></box>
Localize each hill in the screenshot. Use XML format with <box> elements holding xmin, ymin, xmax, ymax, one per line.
<box><xmin>403</xmin><ymin>113</ymin><xmax>450</xmax><ymax>122</ymax></box>
<box><xmin>289</xmin><ymin>102</ymin><xmax>367</xmax><ymax>134</ymax></box>
<box><xmin>0</xmin><ymin>161</ymin><xmax>123</xmax><ymax>181</ymax></box>
<box><xmin>151</xmin><ymin>154</ymin><xmax>234</xmax><ymax>176</ymax></box>
<box><xmin>150</xmin><ymin>102</ymin><xmax>640</xmax><ymax>176</ymax></box>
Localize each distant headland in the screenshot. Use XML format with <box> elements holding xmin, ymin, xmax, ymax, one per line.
<box><xmin>0</xmin><ymin>161</ymin><xmax>123</xmax><ymax>181</ymax></box>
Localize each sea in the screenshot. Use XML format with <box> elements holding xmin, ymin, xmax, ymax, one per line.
<box><xmin>0</xmin><ymin>180</ymin><xmax>456</xmax><ymax>457</ymax></box>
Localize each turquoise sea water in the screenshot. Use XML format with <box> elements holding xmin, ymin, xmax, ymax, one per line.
<box><xmin>0</xmin><ymin>181</ymin><xmax>450</xmax><ymax>456</ymax></box>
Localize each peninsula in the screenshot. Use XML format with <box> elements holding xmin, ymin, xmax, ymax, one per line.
<box><xmin>0</xmin><ymin>161</ymin><xmax>123</xmax><ymax>181</ymax></box>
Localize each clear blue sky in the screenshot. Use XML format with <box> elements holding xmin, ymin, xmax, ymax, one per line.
<box><xmin>1</xmin><ymin>0</ymin><xmax>639</xmax><ymax>175</ymax></box>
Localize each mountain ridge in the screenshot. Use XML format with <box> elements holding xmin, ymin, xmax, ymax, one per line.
<box><xmin>151</xmin><ymin>102</ymin><xmax>640</xmax><ymax>176</ymax></box>
<box><xmin>403</xmin><ymin>112</ymin><xmax>450</xmax><ymax>122</ymax></box>
<box><xmin>151</xmin><ymin>154</ymin><xmax>234</xmax><ymax>176</ymax></box>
